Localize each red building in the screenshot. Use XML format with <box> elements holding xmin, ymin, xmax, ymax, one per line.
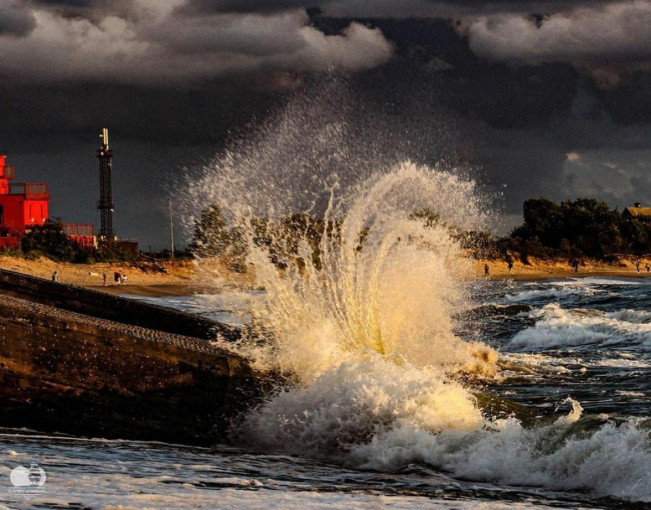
<box><xmin>0</xmin><ymin>153</ymin><xmax>95</xmax><ymax>250</ymax></box>
<box><xmin>0</xmin><ymin>153</ymin><xmax>49</xmax><ymax>233</ymax></box>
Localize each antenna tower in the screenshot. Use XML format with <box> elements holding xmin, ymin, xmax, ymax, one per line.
<box><xmin>97</xmin><ymin>128</ymin><xmax>114</xmax><ymax>239</ymax></box>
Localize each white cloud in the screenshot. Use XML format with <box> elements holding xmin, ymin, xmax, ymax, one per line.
<box><xmin>465</xmin><ymin>1</ymin><xmax>651</xmax><ymax>64</ymax></box>
<box><xmin>0</xmin><ymin>2</ymin><xmax>393</xmax><ymax>85</ymax></box>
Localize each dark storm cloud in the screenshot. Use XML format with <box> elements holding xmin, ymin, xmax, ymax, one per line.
<box><xmin>0</xmin><ymin>2</ymin><xmax>36</xmax><ymax>36</ymax></box>
<box><xmin>180</xmin><ymin>1</ymin><xmax>616</xmax><ymax>16</ymax></box>
<box><xmin>177</xmin><ymin>0</ymin><xmax>312</xmax><ymax>14</ymax></box>
<box><xmin>29</xmin><ymin>0</ymin><xmax>140</xmax><ymax>22</ymax></box>
<box><xmin>1</xmin><ymin>0</ymin><xmax>650</xmax><ymax>247</ymax></box>
<box><xmin>0</xmin><ymin>1</ymin><xmax>393</xmax><ymax>85</ymax></box>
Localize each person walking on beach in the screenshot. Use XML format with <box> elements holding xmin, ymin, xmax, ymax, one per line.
<box><xmin>507</xmin><ymin>261</ymin><xmax>513</xmax><ymax>273</ymax></box>
<box><xmin>571</xmin><ymin>259</ymin><xmax>579</xmax><ymax>273</ymax></box>
<box><xmin>102</xmin><ymin>273</ymin><xmax>107</xmax><ymax>286</ymax></box>
<box><xmin>484</xmin><ymin>264</ymin><xmax>490</xmax><ymax>277</ymax></box>
<box><xmin>635</xmin><ymin>260</ymin><xmax>641</xmax><ymax>272</ymax></box>
<box><xmin>51</xmin><ymin>271</ymin><xmax>58</xmax><ymax>282</ymax></box>
<box><xmin>646</xmin><ymin>264</ymin><xmax>650</xmax><ymax>273</ymax></box>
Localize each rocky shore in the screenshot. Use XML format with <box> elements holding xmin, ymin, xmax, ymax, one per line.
<box><xmin>0</xmin><ymin>270</ymin><xmax>264</xmax><ymax>445</ymax></box>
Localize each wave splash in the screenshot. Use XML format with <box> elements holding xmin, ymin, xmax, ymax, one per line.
<box><xmin>182</xmin><ymin>88</ymin><xmax>648</xmax><ymax>503</ymax></box>
<box><xmin>236</xmin><ymin>162</ymin><xmax>496</xmax><ymax>383</ymax></box>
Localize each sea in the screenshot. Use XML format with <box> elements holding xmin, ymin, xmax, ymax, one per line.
<box><xmin>0</xmin><ymin>276</ymin><xmax>648</xmax><ymax>509</ymax></box>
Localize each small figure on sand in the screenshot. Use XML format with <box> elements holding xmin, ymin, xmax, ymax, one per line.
<box><xmin>646</xmin><ymin>264</ymin><xmax>650</xmax><ymax>273</ymax></box>
<box><xmin>102</xmin><ymin>273</ymin><xmax>107</xmax><ymax>286</ymax></box>
<box><xmin>484</xmin><ymin>264</ymin><xmax>490</xmax><ymax>277</ymax></box>
<box><xmin>635</xmin><ymin>260</ymin><xmax>641</xmax><ymax>273</ymax></box>
<box><xmin>51</xmin><ymin>271</ymin><xmax>58</xmax><ymax>282</ymax></box>
<box><xmin>114</xmin><ymin>271</ymin><xmax>121</xmax><ymax>284</ymax></box>
<box><xmin>571</xmin><ymin>259</ymin><xmax>579</xmax><ymax>273</ymax></box>
<box><xmin>507</xmin><ymin>261</ymin><xmax>513</xmax><ymax>273</ymax></box>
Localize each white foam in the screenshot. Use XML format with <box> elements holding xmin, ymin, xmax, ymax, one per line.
<box><xmin>238</xmin><ymin>357</ymin><xmax>483</xmax><ymax>458</ymax></box>
<box><xmin>509</xmin><ymin>304</ymin><xmax>651</xmax><ymax>350</ymax></box>
<box><xmin>504</xmin><ymin>286</ymin><xmax>603</xmax><ymax>303</ymax></box>
<box><xmin>347</xmin><ymin>415</ymin><xmax>650</xmax><ymax>502</ymax></box>
<box><xmin>608</xmin><ymin>309</ymin><xmax>651</xmax><ymax>324</ymax></box>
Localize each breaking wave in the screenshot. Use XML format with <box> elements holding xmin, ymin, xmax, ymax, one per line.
<box><xmin>181</xmin><ymin>84</ymin><xmax>650</xmax><ymax>503</ymax></box>
<box><xmin>509</xmin><ymin>304</ymin><xmax>651</xmax><ymax>350</ymax></box>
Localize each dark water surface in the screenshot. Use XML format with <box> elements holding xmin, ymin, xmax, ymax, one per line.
<box><xmin>1</xmin><ymin>277</ymin><xmax>648</xmax><ymax>509</ymax></box>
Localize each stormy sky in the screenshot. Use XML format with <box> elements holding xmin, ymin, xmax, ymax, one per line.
<box><xmin>1</xmin><ymin>0</ymin><xmax>650</xmax><ymax>248</ymax></box>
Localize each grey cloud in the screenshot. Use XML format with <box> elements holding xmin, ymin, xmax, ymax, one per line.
<box><xmin>464</xmin><ymin>1</ymin><xmax>651</xmax><ymax>64</ymax></box>
<box><xmin>0</xmin><ymin>2</ymin><xmax>36</xmax><ymax>36</ymax></box>
<box><xmin>179</xmin><ymin>1</ymin><xmax>617</xmax><ymax>17</ymax></box>
<box><xmin>30</xmin><ymin>0</ymin><xmax>142</xmax><ymax>23</ymax></box>
<box><xmin>177</xmin><ymin>0</ymin><xmax>312</xmax><ymax>15</ymax></box>
<box><xmin>152</xmin><ymin>12</ymin><xmax>308</xmax><ymax>57</ymax></box>
<box><xmin>0</xmin><ymin>2</ymin><xmax>393</xmax><ymax>85</ymax></box>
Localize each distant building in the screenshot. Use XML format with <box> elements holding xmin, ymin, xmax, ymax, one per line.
<box><xmin>623</xmin><ymin>203</ymin><xmax>651</xmax><ymax>219</ymax></box>
<box><xmin>0</xmin><ymin>153</ymin><xmax>49</xmax><ymax>234</ymax></box>
<box><xmin>0</xmin><ymin>152</ymin><xmax>95</xmax><ymax>250</ymax></box>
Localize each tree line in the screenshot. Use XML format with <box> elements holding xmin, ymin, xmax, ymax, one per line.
<box><xmin>506</xmin><ymin>198</ymin><xmax>650</xmax><ymax>261</ymax></box>
<box><xmin>191</xmin><ymin>198</ymin><xmax>651</xmax><ymax>269</ymax></box>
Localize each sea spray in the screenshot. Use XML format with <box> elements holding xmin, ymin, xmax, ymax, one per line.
<box><xmin>235</xmin><ymin>162</ymin><xmax>497</xmax><ymax>383</ymax></box>
<box><xmin>179</xmin><ymin>85</ymin><xmax>649</xmax><ymax>503</ymax></box>
<box><xmin>186</xmin><ymin>157</ymin><xmax>502</xmax><ymax>463</ymax></box>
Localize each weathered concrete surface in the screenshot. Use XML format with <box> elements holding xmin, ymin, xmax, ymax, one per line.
<box><xmin>0</xmin><ymin>269</ymin><xmax>240</xmax><ymax>341</ymax></box>
<box><xmin>0</xmin><ymin>271</ymin><xmax>267</xmax><ymax>445</ymax></box>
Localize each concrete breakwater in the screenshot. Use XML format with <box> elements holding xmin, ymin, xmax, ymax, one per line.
<box><xmin>0</xmin><ymin>269</ymin><xmax>264</xmax><ymax>445</ymax></box>
<box><xmin>0</xmin><ymin>269</ymin><xmax>240</xmax><ymax>341</ymax></box>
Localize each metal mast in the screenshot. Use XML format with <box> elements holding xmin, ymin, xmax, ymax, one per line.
<box><xmin>97</xmin><ymin>128</ymin><xmax>114</xmax><ymax>239</ymax></box>
<box><xmin>169</xmin><ymin>198</ymin><xmax>175</xmax><ymax>258</ymax></box>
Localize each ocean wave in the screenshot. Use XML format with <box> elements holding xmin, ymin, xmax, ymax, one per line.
<box><xmin>347</xmin><ymin>414</ymin><xmax>650</xmax><ymax>502</ymax></box>
<box><xmin>607</xmin><ymin>309</ymin><xmax>651</xmax><ymax>324</ymax></box>
<box><xmin>504</xmin><ymin>285</ymin><xmax>604</xmax><ymax>304</ymax></box>
<box><xmin>237</xmin><ymin>357</ymin><xmax>650</xmax><ymax>502</ymax></box>
<box><xmin>508</xmin><ymin>304</ymin><xmax>651</xmax><ymax>350</ymax></box>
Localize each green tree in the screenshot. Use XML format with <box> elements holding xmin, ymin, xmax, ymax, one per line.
<box><xmin>21</xmin><ymin>219</ymin><xmax>79</xmax><ymax>261</ymax></box>
<box><xmin>190</xmin><ymin>204</ymin><xmax>231</xmax><ymax>257</ymax></box>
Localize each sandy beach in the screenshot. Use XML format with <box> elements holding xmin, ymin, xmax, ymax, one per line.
<box><xmin>1</xmin><ymin>254</ymin><xmax>649</xmax><ymax>298</ymax></box>
<box><xmin>0</xmin><ymin>256</ymin><xmax>255</xmax><ymax>296</ymax></box>
<box><xmin>473</xmin><ymin>255</ymin><xmax>651</xmax><ymax>280</ymax></box>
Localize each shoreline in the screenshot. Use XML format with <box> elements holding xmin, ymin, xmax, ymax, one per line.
<box><xmin>0</xmin><ymin>255</ymin><xmax>649</xmax><ymax>300</ymax></box>
<box><xmin>0</xmin><ymin>255</ymin><xmax>255</xmax><ymax>297</ymax></box>
<box><xmin>473</xmin><ymin>256</ymin><xmax>651</xmax><ymax>282</ymax></box>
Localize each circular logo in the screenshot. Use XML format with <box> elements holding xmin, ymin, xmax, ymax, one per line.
<box><xmin>10</xmin><ymin>464</ymin><xmax>46</xmax><ymax>488</ymax></box>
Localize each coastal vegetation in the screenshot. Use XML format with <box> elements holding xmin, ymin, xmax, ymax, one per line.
<box><xmin>21</xmin><ymin>219</ymin><xmax>93</xmax><ymax>263</ymax></box>
<box><xmin>190</xmin><ymin>197</ymin><xmax>651</xmax><ymax>269</ymax></box>
<box><xmin>504</xmin><ymin>198</ymin><xmax>651</xmax><ymax>263</ymax></box>
<box><xmin>3</xmin><ymin>197</ymin><xmax>649</xmax><ymax>269</ymax></box>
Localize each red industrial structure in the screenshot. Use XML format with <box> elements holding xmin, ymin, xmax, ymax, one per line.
<box><xmin>0</xmin><ymin>153</ymin><xmax>49</xmax><ymax>234</ymax></box>
<box><xmin>0</xmin><ymin>152</ymin><xmax>95</xmax><ymax>251</ymax></box>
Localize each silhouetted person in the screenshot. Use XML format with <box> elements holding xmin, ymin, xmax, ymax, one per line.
<box><xmin>507</xmin><ymin>261</ymin><xmax>513</xmax><ymax>273</ymax></box>
<box><xmin>646</xmin><ymin>264</ymin><xmax>650</xmax><ymax>273</ymax></box>
<box><xmin>571</xmin><ymin>260</ymin><xmax>579</xmax><ymax>273</ymax></box>
<box><xmin>635</xmin><ymin>260</ymin><xmax>641</xmax><ymax>272</ymax></box>
<box><xmin>51</xmin><ymin>271</ymin><xmax>58</xmax><ymax>282</ymax></box>
<box><xmin>484</xmin><ymin>264</ymin><xmax>490</xmax><ymax>277</ymax></box>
